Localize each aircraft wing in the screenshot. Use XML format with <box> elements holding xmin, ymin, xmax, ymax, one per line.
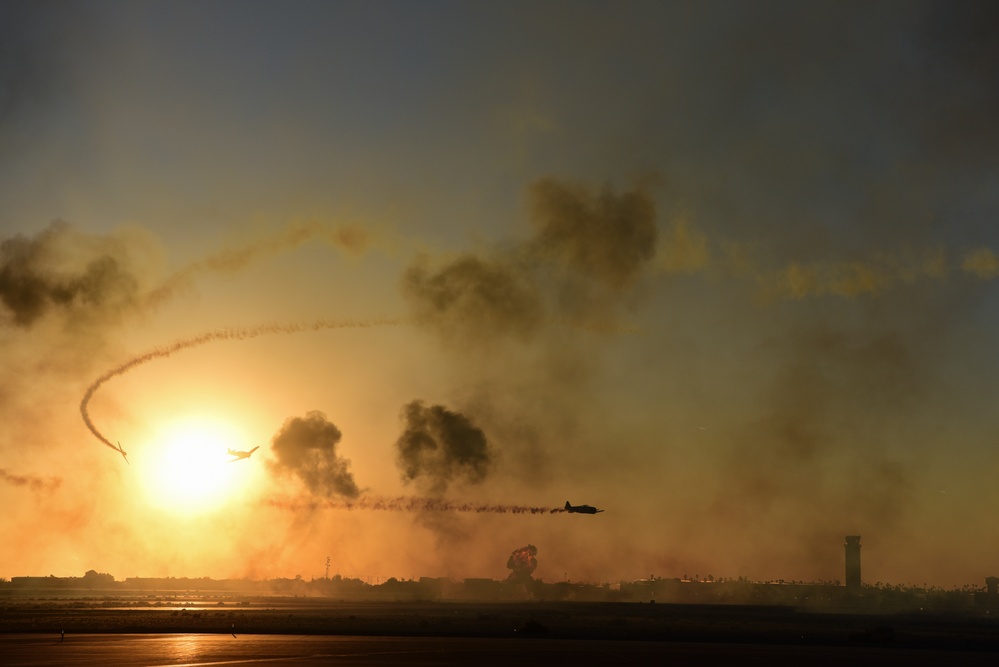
<box><xmin>228</xmin><ymin>446</ymin><xmax>260</xmax><ymax>462</ymax></box>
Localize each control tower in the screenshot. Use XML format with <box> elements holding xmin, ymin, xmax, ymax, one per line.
<box><xmin>845</xmin><ymin>535</ymin><xmax>861</xmax><ymax>589</ymax></box>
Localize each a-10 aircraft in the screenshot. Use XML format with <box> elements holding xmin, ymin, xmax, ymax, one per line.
<box><xmin>564</xmin><ymin>500</ymin><xmax>603</xmax><ymax>514</ymax></box>
<box><xmin>227</xmin><ymin>446</ymin><xmax>259</xmax><ymax>462</ymax></box>
<box><xmin>115</xmin><ymin>441</ymin><xmax>129</xmax><ymax>465</ymax></box>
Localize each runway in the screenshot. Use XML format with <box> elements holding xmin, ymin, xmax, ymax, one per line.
<box><xmin>3</xmin><ymin>633</ymin><xmax>997</xmax><ymax>666</ymax></box>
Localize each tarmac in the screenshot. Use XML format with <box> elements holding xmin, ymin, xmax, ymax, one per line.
<box><xmin>4</xmin><ymin>632</ymin><xmax>999</xmax><ymax>666</ymax></box>
<box><xmin>3</xmin><ymin>598</ymin><xmax>999</xmax><ymax>665</ymax></box>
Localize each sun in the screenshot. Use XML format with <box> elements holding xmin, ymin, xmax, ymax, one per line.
<box><xmin>139</xmin><ymin>416</ymin><xmax>258</xmax><ymax>517</ymax></box>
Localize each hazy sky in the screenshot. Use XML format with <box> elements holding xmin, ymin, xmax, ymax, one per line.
<box><xmin>2</xmin><ymin>0</ymin><xmax>998</xmax><ymax>588</ymax></box>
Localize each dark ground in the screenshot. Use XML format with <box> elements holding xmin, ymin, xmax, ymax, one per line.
<box><xmin>2</xmin><ymin>597</ymin><xmax>998</xmax><ymax>654</ymax></box>
<box><xmin>6</xmin><ymin>633</ymin><xmax>999</xmax><ymax>667</ymax></box>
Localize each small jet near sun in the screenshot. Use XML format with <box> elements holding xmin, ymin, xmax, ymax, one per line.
<box><xmin>115</xmin><ymin>441</ymin><xmax>129</xmax><ymax>465</ymax></box>
<box><xmin>564</xmin><ymin>500</ymin><xmax>603</xmax><ymax>514</ymax></box>
<box><xmin>227</xmin><ymin>446</ymin><xmax>260</xmax><ymax>462</ymax></box>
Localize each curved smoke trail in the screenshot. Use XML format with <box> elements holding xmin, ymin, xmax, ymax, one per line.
<box><xmin>264</xmin><ymin>495</ymin><xmax>567</xmax><ymax>514</ymax></box>
<box><xmin>80</xmin><ymin>318</ymin><xmax>402</xmax><ymax>455</ymax></box>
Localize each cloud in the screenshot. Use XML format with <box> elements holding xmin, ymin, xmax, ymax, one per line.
<box><xmin>395</xmin><ymin>401</ymin><xmax>492</xmax><ymax>495</ymax></box>
<box><xmin>267</xmin><ymin>411</ymin><xmax>360</xmax><ymax>499</ymax></box>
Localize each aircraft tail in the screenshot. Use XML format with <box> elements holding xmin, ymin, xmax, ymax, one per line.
<box><xmin>565</xmin><ymin>501</ymin><xmax>571</xmax><ymax>510</ymax></box>
<box><xmin>227</xmin><ymin>448</ymin><xmax>237</xmax><ymax>455</ymax></box>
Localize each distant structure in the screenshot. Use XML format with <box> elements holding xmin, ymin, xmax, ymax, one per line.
<box><xmin>845</xmin><ymin>536</ymin><xmax>861</xmax><ymax>589</ymax></box>
<box><xmin>986</xmin><ymin>576</ymin><xmax>999</xmax><ymax>597</ymax></box>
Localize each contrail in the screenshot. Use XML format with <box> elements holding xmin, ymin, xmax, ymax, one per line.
<box><xmin>80</xmin><ymin>318</ymin><xmax>402</xmax><ymax>457</ymax></box>
<box><xmin>264</xmin><ymin>495</ymin><xmax>567</xmax><ymax>514</ymax></box>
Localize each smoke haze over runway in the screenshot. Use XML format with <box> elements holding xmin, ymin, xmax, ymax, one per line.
<box><xmin>3</xmin><ymin>1</ymin><xmax>999</xmax><ymax>588</ymax></box>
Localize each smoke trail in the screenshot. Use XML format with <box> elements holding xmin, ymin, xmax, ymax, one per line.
<box><xmin>264</xmin><ymin>494</ymin><xmax>566</xmax><ymax>515</ymax></box>
<box><xmin>0</xmin><ymin>469</ymin><xmax>61</xmax><ymax>493</ymax></box>
<box><xmin>80</xmin><ymin>317</ymin><xmax>401</xmax><ymax>456</ymax></box>
<box><xmin>962</xmin><ymin>247</ymin><xmax>999</xmax><ymax>279</ymax></box>
<box><xmin>143</xmin><ymin>220</ymin><xmax>370</xmax><ymax>308</ymax></box>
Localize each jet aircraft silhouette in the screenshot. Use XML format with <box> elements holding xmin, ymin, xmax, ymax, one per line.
<box><xmin>564</xmin><ymin>500</ymin><xmax>603</xmax><ymax>514</ymax></box>
<box><xmin>116</xmin><ymin>441</ymin><xmax>129</xmax><ymax>465</ymax></box>
<box><xmin>227</xmin><ymin>446</ymin><xmax>259</xmax><ymax>462</ymax></box>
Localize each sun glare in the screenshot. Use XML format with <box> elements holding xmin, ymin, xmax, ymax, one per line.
<box><xmin>140</xmin><ymin>417</ymin><xmax>256</xmax><ymax>517</ymax></box>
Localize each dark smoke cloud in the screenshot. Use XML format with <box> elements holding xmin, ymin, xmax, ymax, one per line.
<box><xmin>505</xmin><ymin>544</ymin><xmax>538</xmax><ymax>583</ymax></box>
<box><xmin>395</xmin><ymin>401</ymin><xmax>492</xmax><ymax>495</ymax></box>
<box><xmin>0</xmin><ymin>468</ymin><xmax>61</xmax><ymax>494</ymax></box>
<box><xmin>401</xmin><ymin>178</ymin><xmax>659</xmax><ymax>346</ymax></box>
<box><xmin>401</xmin><ymin>254</ymin><xmax>543</xmax><ymax>344</ymax></box>
<box><xmin>397</xmin><ymin>178</ymin><xmax>659</xmax><ymax>489</ymax></box>
<box><xmin>0</xmin><ymin>221</ymin><xmax>143</xmax><ymax>327</ymax></box>
<box><xmin>268</xmin><ymin>411</ymin><xmax>360</xmax><ymax>499</ymax></box>
<box><xmin>528</xmin><ymin>177</ymin><xmax>658</xmax><ymax>290</ymax></box>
